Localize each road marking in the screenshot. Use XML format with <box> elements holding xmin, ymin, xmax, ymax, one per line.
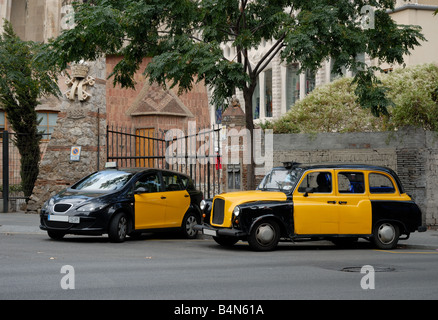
<box><xmin>375</xmin><ymin>249</ymin><xmax>438</xmax><ymax>254</ymax></box>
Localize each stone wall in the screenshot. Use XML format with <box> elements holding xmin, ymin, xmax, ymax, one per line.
<box><xmin>271</xmin><ymin>128</ymin><xmax>438</xmax><ymax>226</ymax></box>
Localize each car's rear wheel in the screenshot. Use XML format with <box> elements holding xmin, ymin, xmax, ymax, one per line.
<box><xmin>372</xmin><ymin>221</ymin><xmax>400</xmax><ymax>249</ymax></box>
<box><xmin>108</xmin><ymin>212</ymin><xmax>128</xmax><ymax>243</ymax></box>
<box><xmin>181</xmin><ymin>212</ymin><xmax>199</xmax><ymax>239</ymax></box>
<box><xmin>248</xmin><ymin>220</ymin><xmax>280</xmax><ymax>251</ymax></box>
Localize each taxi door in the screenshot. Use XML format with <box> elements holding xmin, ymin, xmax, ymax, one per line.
<box><xmin>134</xmin><ymin>172</ymin><xmax>167</xmax><ymax>229</ymax></box>
<box><xmin>335</xmin><ymin>171</ymin><xmax>372</xmax><ymax>235</ymax></box>
<box><xmin>293</xmin><ymin>170</ymin><xmax>339</xmax><ymax>235</ymax></box>
<box><xmin>161</xmin><ymin>172</ymin><xmax>190</xmax><ymax>228</ymax></box>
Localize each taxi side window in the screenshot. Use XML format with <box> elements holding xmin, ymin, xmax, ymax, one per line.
<box><xmin>162</xmin><ymin>172</ymin><xmax>184</xmax><ymax>191</ymax></box>
<box><xmin>338</xmin><ymin>172</ymin><xmax>365</xmax><ymax>193</ymax></box>
<box><xmin>134</xmin><ymin>173</ymin><xmax>161</xmax><ymax>193</ymax></box>
<box><xmin>369</xmin><ymin>173</ymin><xmax>395</xmax><ymax>193</ymax></box>
<box><xmin>180</xmin><ymin>175</ymin><xmax>196</xmax><ymax>191</ymax></box>
<box><xmin>298</xmin><ymin>171</ymin><xmax>332</xmax><ymax>193</ymax></box>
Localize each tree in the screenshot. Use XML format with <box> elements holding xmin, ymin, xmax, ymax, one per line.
<box><xmin>0</xmin><ymin>20</ymin><xmax>60</xmax><ymax>199</ymax></box>
<box><xmin>48</xmin><ymin>0</ymin><xmax>424</xmax><ymax>189</ymax></box>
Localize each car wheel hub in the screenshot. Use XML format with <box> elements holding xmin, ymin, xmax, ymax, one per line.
<box><xmin>378</xmin><ymin>223</ymin><xmax>395</xmax><ymax>244</ymax></box>
<box><xmin>186</xmin><ymin>216</ymin><xmax>197</xmax><ymax>236</ymax></box>
<box><xmin>256</xmin><ymin>224</ymin><xmax>275</xmax><ymax>245</ymax></box>
<box><xmin>118</xmin><ymin>217</ymin><xmax>127</xmax><ymax>238</ymax></box>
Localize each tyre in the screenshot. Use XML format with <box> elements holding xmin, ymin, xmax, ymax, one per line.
<box><xmin>248</xmin><ymin>220</ymin><xmax>280</xmax><ymax>251</ymax></box>
<box><xmin>108</xmin><ymin>212</ymin><xmax>128</xmax><ymax>243</ymax></box>
<box><xmin>372</xmin><ymin>221</ymin><xmax>400</xmax><ymax>249</ymax></box>
<box><xmin>47</xmin><ymin>230</ymin><xmax>65</xmax><ymax>240</ymax></box>
<box><xmin>181</xmin><ymin>212</ymin><xmax>199</xmax><ymax>239</ymax></box>
<box><xmin>213</xmin><ymin>236</ymin><xmax>239</xmax><ymax>247</ymax></box>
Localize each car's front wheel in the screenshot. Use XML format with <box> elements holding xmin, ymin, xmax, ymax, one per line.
<box><xmin>248</xmin><ymin>220</ymin><xmax>280</xmax><ymax>251</ymax></box>
<box><xmin>108</xmin><ymin>212</ymin><xmax>128</xmax><ymax>243</ymax></box>
<box><xmin>47</xmin><ymin>230</ymin><xmax>65</xmax><ymax>240</ymax></box>
<box><xmin>372</xmin><ymin>221</ymin><xmax>400</xmax><ymax>249</ymax></box>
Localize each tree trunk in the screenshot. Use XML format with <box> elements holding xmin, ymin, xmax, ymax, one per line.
<box><xmin>243</xmin><ymin>87</ymin><xmax>255</xmax><ymax>190</ymax></box>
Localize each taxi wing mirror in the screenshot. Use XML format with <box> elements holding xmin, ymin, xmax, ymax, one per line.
<box><xmin>304</xmin><ymin>187</ymin><xmax>313</xmax><ymax>197</ymax></box>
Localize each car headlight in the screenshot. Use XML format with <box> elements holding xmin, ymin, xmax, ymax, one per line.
<box><xmin>200</xmin><ymin>200</ymin><xmax>206</xmax><ymax>210</ymax></box>
<box><xmin>233</xmin><ymin>206</ymin><xmax>240</xmax><ymax>217</ymax></box>
<box><xmin>42</xmin><ymin>198</ymin><xmax>54</xmax><ymax>211</ymax></box>
<box><xmin>77</xmin><ymin>202</ymin><xmax>105</xmax><ymax>212</ymax></box>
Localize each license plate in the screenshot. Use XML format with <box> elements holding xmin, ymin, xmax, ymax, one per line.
<box><xmin>48</xmin><ymin>215</ymin><xmax>80</xmax><ymax>224</ymax></box>
<box><xmin>203</xmin><ymin>229</ymin><xmax>217</xmax><ymax>236</ymax></box>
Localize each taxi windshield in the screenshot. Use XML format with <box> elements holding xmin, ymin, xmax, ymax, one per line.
<box><xmin>71</xmin><ymin>171</ymin><xmax>134</xmax><ymax>192</ymax></box>
<box><xmin>257</xmin><ymin>167</ymin><xmax>304</xmax><ymax>192</ymax></box>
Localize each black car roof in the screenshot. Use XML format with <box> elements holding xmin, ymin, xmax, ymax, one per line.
<box><xmin>279</xmin><ymin>162</ymin><xmax>405</xmax><ymax>193</ymax></box>
<box><xmin>112</xmin><ymin>167</ymin><xmax>192</xmax><ymax>178</ymax></box>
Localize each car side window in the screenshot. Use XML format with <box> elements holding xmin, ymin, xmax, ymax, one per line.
<box><xmin>338</xmin><ymin>172</ymin><xmax>365</xmax><ymax>194</ymax></box>
<box><xmin>162</xmin><ymin>172</ymin><xmax>184</xmax><ymax>191</ymax></box>
<box><xmin>298</xmin><ymin>171</ymin><xmax>332</xmax><ymax>193</ymax></box>
<box><xmin>134</xmin><ymin>173</ymin><xmax>161</xmax><ymax>193</ymax></box>
<box><xmin>369</xmin><ymin>173</ymin><xmax>396</xmax><ymax>194</ymax></box>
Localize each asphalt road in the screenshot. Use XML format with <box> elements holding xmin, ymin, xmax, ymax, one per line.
<box><xmin>1</xmin><ymin>213</ymin><xmax>438</xmax><ymax>303</ymax></box>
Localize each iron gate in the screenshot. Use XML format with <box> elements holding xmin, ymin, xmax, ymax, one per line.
<box><xmin>106</xmin><ymin>125</ymin><xmax>223</xmax><ymax>199</ymax></box>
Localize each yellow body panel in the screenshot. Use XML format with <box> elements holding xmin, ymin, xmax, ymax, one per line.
<box><xmin>211</xmin><ymin>190</ymin><xmax>287</xmax><ymax>228</ymax></box>
<box><xmin>162</xmin><ymin>190</ymin><xmax>190</xmax><ymax>227</ymax></box>
<box><xmin>134</xmin><ymin>190</ymin><xmax>190</xmax><ymax>229</ymax></box>
<box><xmin>134</xmin><ymin>192</ymin><xmax>167</xmax><ymax>229</ymax></box>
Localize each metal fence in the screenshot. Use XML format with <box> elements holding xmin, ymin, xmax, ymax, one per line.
<box><xmin>1</xmin><ymin>131</ymin><xmax>50</xmax><ymax>212</ymax></box>
<box><xmin>106</xmin><ymin>125</ymin><xmax>223</xmax><ymax>199</ymax></box>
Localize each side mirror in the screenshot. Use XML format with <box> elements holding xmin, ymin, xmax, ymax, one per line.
<box><xmin>304</xmin><ymin>187</ymin><xmax>313</xmax><ymax>197</ymax></box>
<box><xmin>134</xmin><ymin>187</ymin><xmax>147</xmax><ymax>194</ymax></box>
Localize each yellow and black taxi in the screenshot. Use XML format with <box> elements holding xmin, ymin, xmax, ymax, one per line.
<box><xmin>40</xmin><ymin>165</ymin><xmax>203</xmax><ymax>242</ymax></box>
<box><xmin>195</xmin><ymin>163</ymin><xmax>426</xmax><ymax>251</ymax></box>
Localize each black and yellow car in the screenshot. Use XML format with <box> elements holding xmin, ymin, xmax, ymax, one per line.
<box><xmin>40</xmin><ymin>166</ymin><xmax>203</xmax><ymax>242</ymax></box>
<box><xmin>195</xmin><ymin>163</ymin><xmax>426</xmax><ymax>251</ymax></box>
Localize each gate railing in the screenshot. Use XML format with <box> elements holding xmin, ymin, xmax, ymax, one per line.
<box><xmin>106</xmin><ymin>125</ymin><xmax>223</xmax><ymax>199</ymax></box>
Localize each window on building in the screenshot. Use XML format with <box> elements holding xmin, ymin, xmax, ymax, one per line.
<box><xmin>265</xmin><ymin>69</ymin><xmax>273</xmax><ymax>117</ymax></box>
<box><xmin>306</xmin><ymin>69</ymin><xmax>316</xmax><ymax>94</ymax></box>
<box><xmin>0</xmin><ymin>111</ymin><xmax>6</xmax><ymax>134</ymax></box>
<box><xmin>37</xmin><ymin>112</ymin><xmax>58</xmax><ymax>139</ymax></box>
<box><xmin>252</xmin><ymin>78</ymin><xmax>260</xmax><ymax>119</ymax></box>
<box><xmin>286</xmin><ymin>64</ymin><xmax>300</xmax><ymax>111</ymax></box>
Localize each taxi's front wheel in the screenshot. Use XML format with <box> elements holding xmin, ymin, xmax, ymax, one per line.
<box><xmin>248</xmin><ymin>220</ymin><xmax>280</xmax><ymax>251</ymax></box>
<box><xmin>372</xmin><ymin>221</ymin><xmax>400</xmax><ymax>249</ymax></box>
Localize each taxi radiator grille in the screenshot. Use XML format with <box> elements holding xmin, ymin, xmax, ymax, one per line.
<box><xmin>212</xmin><ymin>198</ymin><xmax>225</xmax><ymax>225</ymax></box>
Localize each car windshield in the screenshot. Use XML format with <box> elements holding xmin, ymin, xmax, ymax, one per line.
<box><xmin>257</xmin><ymin>167</ymin><xmax>304</xmax><ymax>191</ymax></box>
<box><xmin>71</xmin><ymin>171</ymin><xmax>134</xmax><ymax>192</ymax></box>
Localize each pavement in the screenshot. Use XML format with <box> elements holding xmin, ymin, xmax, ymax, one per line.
<box><xmin>1</xmin><ymin>211</ymin><xmax>438</xmax><ymax>250</ymax></box>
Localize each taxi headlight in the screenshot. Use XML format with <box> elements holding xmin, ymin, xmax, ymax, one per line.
<box><xmin>233</xmin><ymin>206</ymin><xmax>240</xmax><ymax>217</ymax></box>
<box><xmin>200</xmin><ymin>200</ymin><xmax>206</xmax><ymax>210</ymax></box>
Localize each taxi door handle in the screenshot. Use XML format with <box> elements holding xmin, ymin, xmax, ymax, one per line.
<box><xmin>327</xmin><ymin>201</ymin><xmax>336</xmax><ymax>204</ymax></box>
<box><xmin>161</xmin><ymin>196</ymin><xmax>166</xmax><ymax>199</ymax></box>
<box><xmin>184</xmin><ymin>195</ymin><xmax>189</xmax><ymax>198</ymax></box>
<box><xmin>338</xmin><ymin>201</ymin><xmax>347</xmax><ymax>205</ymax></box>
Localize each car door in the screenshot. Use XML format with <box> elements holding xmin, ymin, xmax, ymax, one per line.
<box><xmin>134</xmin><ymin>172</ymin><xmax>167</xmax><ymax>230</ymax></box>
<box><xmin>161</xmin><ymin>171</ymin><xmax>190</xmax><ymax>228</ymax></box>
<box><xmin>335</xmin><ymin>170</ymin><xmax>372</xmax><ymax>235</ymax></box>
<box><xmin>293</xmin><ymin>170</ymin><xmax>339</xmax><ymax>235</ymax></box>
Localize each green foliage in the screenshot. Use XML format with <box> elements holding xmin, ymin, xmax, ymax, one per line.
<box><xmin>47</xmin><ymin>0</ymin><xmax>424</xmax><ymax>118</ymax></box>
<box><xmin>262</xmin><ymin>63</ymin><xmax>438</xmax><ymax>133</ymax></box>
<box><xmin>0</xmin><ymin>20</ymin><xmax>60</xmax><ymax>198</ymax></box>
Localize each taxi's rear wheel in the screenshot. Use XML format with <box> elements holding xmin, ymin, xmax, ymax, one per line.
<box><xmin>108</xmin><ymin>212</ymin><xmax>128</xmax><ymax>243</ymax></box>
<box><xmin>248</xmin><ymin>219</ymin><xmax>280</xmax><ymax>251</ymax></box>
<box><xmin>372</xmin><ymin>221</ymin><xmax>400</xmax><ymax>249</ymax></box>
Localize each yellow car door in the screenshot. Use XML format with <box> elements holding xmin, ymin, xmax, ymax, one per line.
<box><xmin>293</xmin><ymin>170</ymin><xmax>339</xmax><ymax>235</ymax></box>
<box><xmin>161</xmin><ymin>172</ymin><xmax>190</xmax><ymax>227</ymax></box>
<box><xmin>134</xmin><ymin>172</ymin><xmax>167</xmax><ymax>230</ymax></box>
<box><xmin>335</xmin><ymin>171</ymin><xmax>372</xmax><ymax>235</ymax></box>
